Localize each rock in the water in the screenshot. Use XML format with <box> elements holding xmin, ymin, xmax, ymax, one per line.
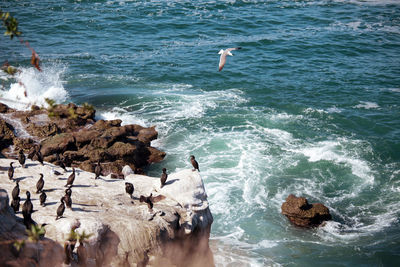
<box><xmin>281</xmin><ymin>194</ymin><xmax>332</xmax><ymax>227</ymax></box>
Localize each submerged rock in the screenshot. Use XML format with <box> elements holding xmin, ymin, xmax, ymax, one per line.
<box><xmin>281</xmin><ymin>194</ymin><xmax>332</xmax><ymax>227</ymax></box>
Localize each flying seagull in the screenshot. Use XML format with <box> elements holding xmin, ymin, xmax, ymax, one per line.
<box><xmin>218</xmin><ymin>47</ymin><xmax>242</xmax><ymax>71</ymax></box>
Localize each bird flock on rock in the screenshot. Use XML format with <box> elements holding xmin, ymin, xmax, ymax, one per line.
<box><xmin>4</xmin><ymin>146</ymin><xmax>201</xmax><ymax>228</ymax></box>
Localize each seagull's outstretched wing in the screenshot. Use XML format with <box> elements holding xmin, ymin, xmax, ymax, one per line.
<box><xmin>226</xmin><ymin>47</ymin><xmax>242</xmax><ymax>53</ymax></box>
<box><xmin>218</xmin><ymin>47</ymin><xmax>242</xmax><ymax>71</ymax></box>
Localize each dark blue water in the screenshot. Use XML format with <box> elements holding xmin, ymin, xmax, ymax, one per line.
<box><xmin>1</xmin><ymin>0</ymin><xmax>400</xmax><ymax>266</ymax></box>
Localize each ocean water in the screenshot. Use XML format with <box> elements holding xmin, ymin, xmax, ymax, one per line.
<box><xmin>1</xmin><ymin>0</ymin><xmax>400</xmax><ymax>266</ymax></box>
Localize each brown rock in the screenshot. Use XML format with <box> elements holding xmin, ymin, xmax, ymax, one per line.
<box><xmin>281</xmin><ymin>194</ymin><xmax>332</xmax><ymax>227</ymax></box>
<box><xmin>137</xmin><ymin>126</ymin><xmax>158</xmax><ymax>144</ymax></box>
<box><xmin>0</xmin><ymin>102</ymin><xmax>10</xmax><ymax>113</ymax></box>
<box><xmin>92</xmin><ymin>119</ymin><xmax>122</xmax><ymax>131</ymax></box>
<box><xmin>0</xmin><ymin>118</ymin><xmax>15</xmax><ymax>150</ymax></box>
<box><xmin>147</xmin><ymin>146</ymin><xmax>166</xmax><ymax>163</ymax></box>
<box><xmin>26</xmin><ymin>122</ymin><xmax>60</xmax><ymax>138</ymax></box>
<box><xmin>0</xmin><ymin>101</ymin><xmax>165</xmax><ymax>176</ymax></box>
<box><xmin>106</xmin><ymin>142</ymin><xmax>137</xmax><ymax>159</ymax></box>
<box><xmin>40</xmin><ymin>133</ymin><xmax>76</xmax><ymax>157</ymax></box>
<box><xmin>74</xmin><ymin>129</ymin><xmax>100</xmax><ymax>147</ymax></box>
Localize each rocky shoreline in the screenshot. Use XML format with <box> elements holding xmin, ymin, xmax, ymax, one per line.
<box><xmin>0</xmin><ymin>101</ymin><xmax>214</xmax><ymax>266</ymax></box>
<box><xmin>0</xmin><ymin>101</ymin><xmax>165</xmax><ymax>176</ymax></box>
<box><xmin>0</xmin><ymin>159</ymin><xmax>214</xmax><ymax>266</ymax></box>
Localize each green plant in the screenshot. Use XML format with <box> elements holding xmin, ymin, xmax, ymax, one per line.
<box><xmin>68</xmin><ymin>107</ymin><xmax>78</xmax><ymax>119</ymax></box>
<box><xmin>0</xmin><ymin>10</ymin><xmax>21</xmax><ymax>39</ymax></box>
<box><xmin>44</xmin><ymin>98</ymin><xmax>56</xmax><ymax>109</ymax></box>
<box><xmin>13</xmin><ymin>239</ymin><xmax>25</xmax><ymax>252</ymax></box>
<box><xmin>26</xmin><ymin>224</ymin><xmax>46</xmax><ymax>242</ymax></box>
<box><xmin>77</xmin><ymin>230</ymin><xmax>93</xmax><ymax>244</ymax></box>
<box><xmin>82</xmin><ymin>102</ymin><xmax>94</xmax><ymax>111</ymax></box>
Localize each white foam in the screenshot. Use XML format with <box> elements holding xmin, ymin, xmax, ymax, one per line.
<box><xmin>354</xmin><ymin>101</ymin><xmax>379</xmax><ymax>110</ymax></box>
<box><xmin>0</xmin><ymin>62</ymin><xmax>69</xmax><ymax>110</ymax></box>
<box><xmin>295</xmin><ymin>140</ymin><xmax>374</xmax><ymax>184</ymax></box>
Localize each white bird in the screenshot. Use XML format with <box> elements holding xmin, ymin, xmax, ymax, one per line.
<box><xmin>218</xmin><ymin>47</ymin><xmax>242</xmax><ymax>71</ymax></box>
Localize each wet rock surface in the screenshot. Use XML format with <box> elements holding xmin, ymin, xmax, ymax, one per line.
<box><xmin>281</xmin><ymin>194</ymin><xmax>332</xmax><ymax>227</ymax></box>
<box><xmin>0</xmin><ymin>102</ymin><xmax>165</xmax><ymax>175</ymax></box>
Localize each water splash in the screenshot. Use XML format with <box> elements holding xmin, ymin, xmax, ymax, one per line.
<box><xmin>0</xmin><ymin>62</ymin><xmax>69</xmax><ymax>110</ymax></box>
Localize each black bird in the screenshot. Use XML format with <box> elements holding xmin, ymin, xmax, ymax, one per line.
<box><xmin>8</xmin><ymin>162</ymin><xmax>14</xmax><ymax>180</ymax></box>
<box><xmin>11</xmin><ymin>196</ymin><xmax>20</xmax><ymax>213</ymax></box>
<box><xmin>65</xmin><ymin>167</ymin><xmax>75</xmax><ymax>187</ymax></box>
<box><xmin>40</xmin><ymin>191</ymin><xmax>47</xmax><ymax>207</ymax></box>
<box><xmin>95</xmin><ymin>161</ymin><xmax>102</xmax><ymax>179</ymax></box>
<box><xmin>12</xmin><ymin>180</ymin><xmax>20</xmax><ymax>200</ymax></box>
<box><xmin>63</xmin><ymin>188</ymin><xmax>72</xmax><ymax>209</ymax></box>
<box><xmin>139</xmin><ymin>193</ymin><xmax>153</xmax><ymax>210</ymax></box>
<box><xmin>22</xmin><ymin>191</ymin><xmax>33</xmax><ymax>228</ymax></box>
<box><xmin>27</xmin><ymin>145</ymin><xmax>37</xmax><ymax>160</ymax></box>
<box><xmin>36</xmin><ymin>173</ymin><xmax>44</xmax><ymax>193</ymax></box>
<box><xmin>160</xmin><ymin>168</ymin><xmax>168</xmax><ymax>188</ymax></box>
<box><xmin>18</xmin><ymin>149</ymin><xmax>26</xmax><ymax>168</ymax></box>
<box><xmin>36</xmin><ymin>149</ymin><xmax>44</xmax><ymax>165</ymax></box>
<box><xmin>56</xmin><ymin>153</ymin><xmax>67</xmax><ymax>172</ymax></box>
<box><xmin>56</xmin><ymin>197</ymin><xmax>65</xmax><ymax>220</ymax></box>
<box><xmin>125</xmin><ymin>182</ymin><xmax>134</xmax><ymax>199</ymax></box>
<box><xmin>190</xmin><ymin>155</ymin><xmax>199</xmax><ymax>172</ymax></box>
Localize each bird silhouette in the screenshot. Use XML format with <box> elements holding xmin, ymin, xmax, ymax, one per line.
<box><xmin>8</xmin><ymin>162</ymin><xmax>14</xmax><ymax>180</ymax></box>
<box><xmin>95</xmin><ymin>161</ymin><xmax>102</xmax><ymax>179</ymax></box>
<box><xmin>18</xmin><ymin>149</ymin><xmax>26</xmax><ymax>168</ymax></box>
<box><xmin>125</xmin><ymin>182</ymin><xmax>134</xmax><ymax>199</ymax></box>
<box><xmin>36</xmin><ymin>173</ymin><xmax>44</xmax><ymax>193</ymax></box>
<box><xmin>160</xmin><ymin>168</ymin><xmax>168</xmax><ymax>188</ymax></box>
<box><xmin>11</xmin><ymin>180</ymin><xmax>20</xmax><ymax>200</ymax></box>
<box><xmin>190</xmin><ymin>155</ymin><xmax>199</xmax><ymax>172</ymax></box>
<box><xmin>66</xmin><ymin>168</ymin><xmax>75</xmax><ymax>187</ymax></box>
<box><xmin>40</xmin><ymin>191</ymin><xmax>47</xmax><ymax>207</ymax></box>
<box><xmin>56</xmin><ymin>197</ymin><xmax>65</xmax><ymax>220</ymax></box>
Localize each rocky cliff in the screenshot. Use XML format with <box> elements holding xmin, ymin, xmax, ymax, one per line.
<box><xmin>0</xmin><ymin>158</ymin><xmax>214</xmax><ymax>266</ymax></box>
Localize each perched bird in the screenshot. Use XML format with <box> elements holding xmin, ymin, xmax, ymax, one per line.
<box><xmin>18</xmin><ymin>149</ymin><xmax>26</xmax><ymax>168</ymax></box>
<box><xmin>160</xmin><ymin>168</ymin><xmax>168</xmax><ymax>188</ymax></box>
<box><xmin>139</xmin><ymin>193</ymin><xmax>153</xmax><ymax>210</ymax></box>
<box><xmin>218</xmin><ymin>47</ymin><xmax>242</xmax><ymax>71</ymax></box>
<box><xmin>36</xmin><ymin>149</ymin><xmax>44</xmax><ymax>165</ymax></box>
<box><xmin>11</xmin><ymin>180</ymin><xmax>20</xmax><ymax>200</ymax></box>
<box><xmin>63</xmin><ymin>188</ymin><xmax>72</xmax><ymax>209</ymax></box>
<box><xmin>56</xmin><ymin>197</ymin><xmax>65</xmax><ymax>220</ymax></box>
<box><xmin>22</xmin><ymin>191</ymin><xmax>33</xmax><ymax>215</ymax></box>
<box><xmin>65</xmin><ymin>168</ymin><xmax>75</xmax><ymax>187</ymax></box>
<box><xmin>27</xmin><ymin>145</ymin><xmax>37</xmax><ymax>160</ymax></box>
<box><xmin>8</xmin><ymin>162</ymin><xmax>14</xmax><ymax>180</ymax></box>
<box><xmin>56</xmin><ymin>153</ymin><xmax>67</xmax><ymax>172</ymax></box>
<box><xmin>95</xmin><ymin>161</ymin><xmax>102</xmax><ymax>179</ymax></box>
<box><xmin>190</xmin><ymin>155</ymin><xmax>200</xmax><ymax>172</ymax></box>
<box><xmin>22</xmin><ymin>191</ymin><xmax>33</xmax><ymax>228</ymax></box>
<box><xmin>40</xmin><ymin>191</ymin><xmax>47</xmax><ymax>207</ymax></box>
<box><xmin>11</xmin><ymin>197</ymin><xmax>20</xmax><ymax>213</ymax></box>
<box><xmin>36</xmin><ymin>173</ymin><xmax>44</xmax><ymax>193</ymax></box>
<box><xmin>125</xmin><ymin>182</ymin><xmax>134</xmax><ymax>199</ymax></box>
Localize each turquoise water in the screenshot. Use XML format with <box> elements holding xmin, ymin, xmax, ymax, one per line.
<box><xmin>1</xmin><ymin>0</ymin><xmax>400</xmax><ymax>266</ymax></box>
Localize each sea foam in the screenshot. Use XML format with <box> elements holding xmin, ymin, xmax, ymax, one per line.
<box><xmin>0</xmin><ymin>62</ymin><xmax>69</xmax><ymax>110</ymax></box>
